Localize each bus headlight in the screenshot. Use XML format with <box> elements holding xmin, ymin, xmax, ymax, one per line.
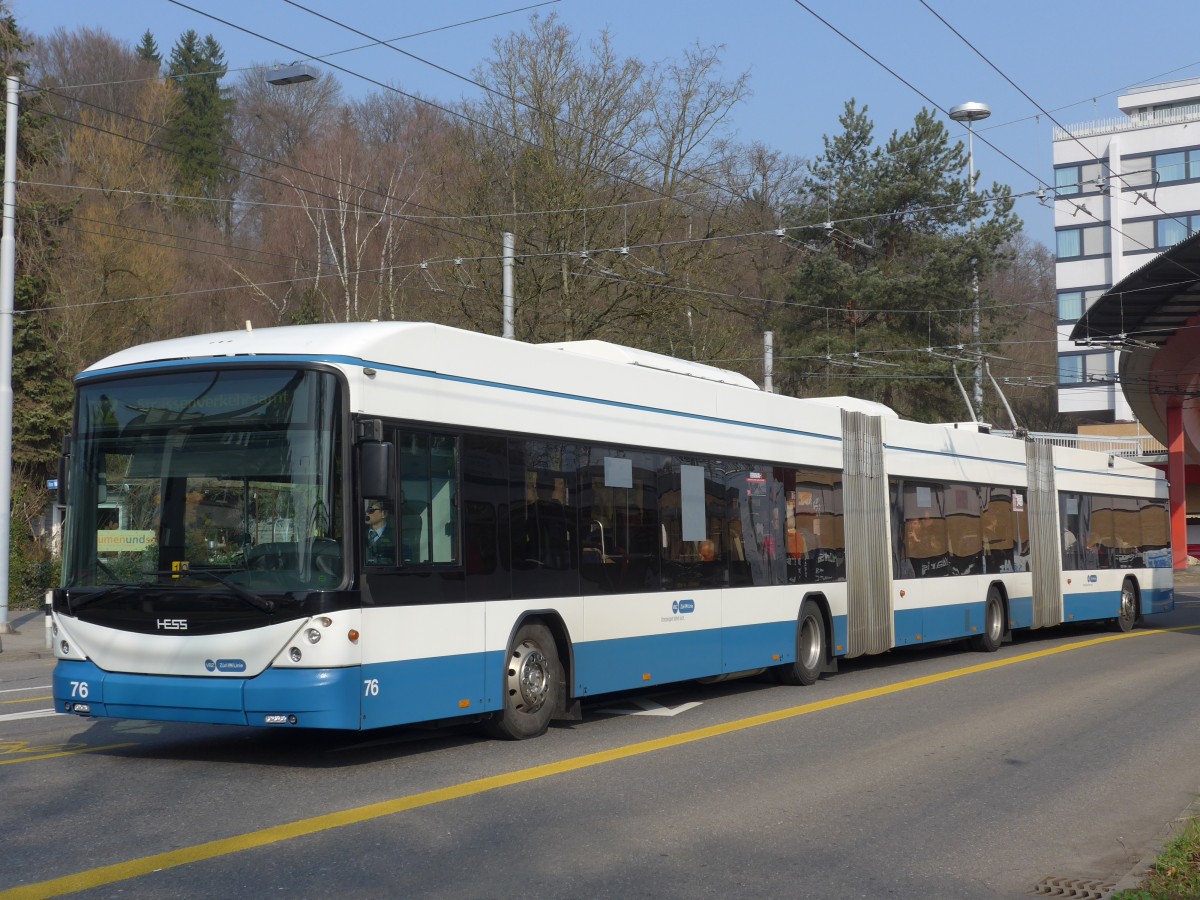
<box><xmin>305</xmin><ymin>628</ymin><xmax>321</xmax><ymax>644</ymax></box>
<box><xmin>289</xmin><ymin>647</ymin><xmax>302</xmax><ymax>662</ymax></box>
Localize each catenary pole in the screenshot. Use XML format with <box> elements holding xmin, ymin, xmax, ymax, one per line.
<box><xmin>949</xmin><ymin>101</ymin><xmax>991</xmax><ymax>422</ymax></box>
<box><xmin>763</xmin><ymin>331</ymin><xmax>774</xmax><ymax>393</ymax></box>
<box><xmin>502</xmin><ymin>231</ymin><xmax>514</xmax><ymax>339</ymax></box>
<box><xmin>0</xmin><ymin>77</ymin><xmax>19</xmax><ymax>635</ymax></box>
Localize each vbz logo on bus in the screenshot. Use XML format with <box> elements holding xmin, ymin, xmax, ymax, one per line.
<box><xmin>672</xmin><ymin>598</ymin><xmax>696</xmax><ymax>615</ymax></box>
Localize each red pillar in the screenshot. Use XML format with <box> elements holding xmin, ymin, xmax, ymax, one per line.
<box><xmin>1167</xmin><ymin>403</ymin><xmax>1188</xmax><ymax>570</ymax></box>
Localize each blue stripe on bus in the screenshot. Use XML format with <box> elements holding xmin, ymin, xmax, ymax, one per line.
<box><xmin>1061</xmin><ymin>586</ymin><xmax>1174</xmax><ymax>620</ymax></box>
<box><xmin>361</xmin><ymin>652</ymin><xmax>498</xmax><ymax>728</ymax></box>
<box><xmin>1008</xmin><ymin>594</ymin><xmax>1035</xmax><ymax>630</ymax></box>
<box><xmin>52</xmin><ymin>581</ymin><xmax>1173</xmax><ymax>731</ymax></box>
<box><xmin>575</xmin><ymin>629</ymin><xmax>725</xmax><ymax>695</ymax></box>
<box><xmin>1063</xmin><ymin>590</ymin><xmax>1122</xmax><ymax>622</ymax></box>
<box><xmin>893</xmin><ymin>600</ymin><xmax>1016</xmax><ymax>646</ymax></box>
<box><xmin>53</xmin><ymin>659</ymin><xmax>363</xmax><ymax>730</ymax></box>
<box><xmin>1142</xmin><ymin>586</ymin><xmax>1174</xmax><ymax>614</ymax></box>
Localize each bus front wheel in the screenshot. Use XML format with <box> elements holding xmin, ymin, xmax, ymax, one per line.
<box><xmin>486</xmin><ymin>622</ymin><xmax>562</xmax><ymax>740</ymax></box>
<box><xmin>776</xmin><ymin>600</ymin><xmax>826</xmax><ymax>686</ymax></box>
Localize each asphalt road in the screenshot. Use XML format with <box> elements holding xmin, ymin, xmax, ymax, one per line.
<box><xmin>3</xmin><ymin>581</ymin><xmax>1200</xmax><ymax>899</ymax></box>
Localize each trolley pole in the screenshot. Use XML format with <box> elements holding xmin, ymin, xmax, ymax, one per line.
<box><xmin>0</xmin><ymin>77</ymin><xmax>19</xmax><ymax>635</ymax></box>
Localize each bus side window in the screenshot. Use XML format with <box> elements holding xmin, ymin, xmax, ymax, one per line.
<box><xmin>1060</xmin><ymin>492</ymin><xmax>1083</xmax><ymax>570</ymax></box>
<box><xmin>396</xmin><ymin>430</ymin><xmax>460</xmax><ymax>566</ymax></box>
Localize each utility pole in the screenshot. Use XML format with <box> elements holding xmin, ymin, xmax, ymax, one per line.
<box><xmin>502</xmin><ymin>232</ymin><xmax>514</xmax><ymax>339</ymax></box>
<box><xmin>949</xmin><ymin>101</ymin><xmax>991</xmax><ymax>422</ymax></box>
<box><xmin>763</xmin><ymin>331</ymin><xmax>774</xmax><ymax>393</ymax></box>
<box><xmin>0</xmin><ymin>77</ymin><xmax>19</xmax><ymax>635</ymax></box>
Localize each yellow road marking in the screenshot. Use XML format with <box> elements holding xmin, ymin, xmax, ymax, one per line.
<box><xmin>2</xmin><ymin>625</ymin><xmax>1196</xmax><ymax>899</ymax></box>
<box><xmin>1</xmin><ymin>696</ymin><xmax>51</xmax><ymax>705</ymax></box>
<box><xmin>0</xmin><ymin>744</ymin><xmax>136</xmax><ymax>766</ymax></box>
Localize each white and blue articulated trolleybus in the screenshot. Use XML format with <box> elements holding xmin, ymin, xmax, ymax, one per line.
<box><xmin>51</xmin><ymin>323</ymin><xmax>1174</xmax><ymax>739</ymax></box>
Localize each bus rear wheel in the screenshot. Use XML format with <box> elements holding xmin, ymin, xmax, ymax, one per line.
<box><xmin>970</xmin><ymin>587</ymin><xmax>1004</xmax><ymax>652</ymax></box>
<box><xmin>485</xmin><ymin>622</ymin><xmax>562</xmax><ymax>740</ymax></box>
<box><xmin>776</xmin><ymin>599</ymin><xmax>826</xmax><ymax>686</ymax></box>
<box><xmin>1112</xmin><ymin>579</ymin><xmax>1138</xmax><ymax>633</ymax></box>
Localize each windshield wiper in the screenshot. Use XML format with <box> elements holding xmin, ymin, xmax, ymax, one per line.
<box><xmin>68</xmin><ymin>582</ymin><xmax>151</xmax><ymax>611</ymax></box>
<box><xmin>172</xmin><ymin>568</ymin><xmax>275</xmax><ymax>613</ymax></box>
<box><xmin>67</xmin><ymin>570</ymin><xmax>275</xmax><ymax>614</ymax></box>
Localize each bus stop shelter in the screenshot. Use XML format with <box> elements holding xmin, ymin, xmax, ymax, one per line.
<box><xmin>1071</xmin><ymin>228</ymin><xmax>1200</xmax><ymax>570</ymax></box>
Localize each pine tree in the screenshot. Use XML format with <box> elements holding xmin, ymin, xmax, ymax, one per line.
<box><xmin>778</xmin><ymin>100</ymin><xmax>1020</xmax><ymax>422</ymax></box>
<box><xmin>163</xmin><ymin>29</ymin><xmax>234</xmax><ymax>221</ymax></box>
<box><xmin>134</xmin><ymin>29</ymin><xmax>161</xmax><ymax>68</ymax></box>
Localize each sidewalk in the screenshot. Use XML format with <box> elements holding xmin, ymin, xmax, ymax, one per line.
<box><xmin>0</xmin><ymin>607</ymin><xmax>55</xmax><ymax>663</ymax></box>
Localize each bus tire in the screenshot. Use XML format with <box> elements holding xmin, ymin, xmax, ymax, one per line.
<box><xmin>1112</xmin><ymin>578</ymin><xmax>1138</xmax><ymax>633</ymax></box>
<box><xmin>485</xmin><ymin>622</ymin><xmax>561</xmax><ymax>740</ymax></box>
<box><xmin>776</xmin><ymin>599</ymin><xmax>826</xmax><ymax>686</ymax></box>
<box><xmin>970</xmin><ymin>586</ymin><xmax>1005</xmax><ymax>652</ymax></box>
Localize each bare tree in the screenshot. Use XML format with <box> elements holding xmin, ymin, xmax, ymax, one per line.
<box><xmin>29</xmin><ymin>26</ymin><xmax>161</xmax><ymax>145</ymax></box>
<box><xmin>249</xmin><ymin>116</ymin><xmax>425</xmax><ymax>323</ymax></box>
<box><xmin>452</xmin><ymin>14</ymin><xmax>752</xmax><ymax>352</ymax></box>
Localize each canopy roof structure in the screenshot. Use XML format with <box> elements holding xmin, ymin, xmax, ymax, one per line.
<box><xmin>1070</xmin><ymin>229</ymin><xmax>1200</xmax><ymax>466</ymax></box>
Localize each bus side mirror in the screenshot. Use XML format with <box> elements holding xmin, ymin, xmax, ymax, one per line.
<box><xmin>359</xmin><ymin>441</ymin><xmax>393</xmax><ymax>500</ymax></box>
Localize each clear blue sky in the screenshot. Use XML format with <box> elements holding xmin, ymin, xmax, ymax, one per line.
<box><xmin>11</xmin><ymin>0</ymin><xmax>1200</xmax><ymax>247</ymax></box>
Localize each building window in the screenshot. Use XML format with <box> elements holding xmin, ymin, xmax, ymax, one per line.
<box><xmin>1154</xmin><ymin>149</ymin><xmax>1199</xmax><ymax>183</ymax></box>
<box><xmin>1057</xmin><ymin>229</ymin><xmax>1082</xmax><ymax>259</ymax></box>
<box><xmin>1057</xmin><ymin>225</ymin><xmax>1108</xmax><ymax>259</ymax></box>
<box><xmin>1155</xmin><ymin>213</ymin><xmax>1200</xmax><ymax>248</ymax></box>
<box><xmin>1058</xmin><ymin>352</ymin><xmax>1112</xmax><ymax>386</ymax></box>
<box><xmin>1055</xmin><ymin>165</ymin><xmax>1081</xmax><ymax>196</ymax></box>
<box><xmin>1057</xmin><ymin>291</ymin><xmax>1084</xmax><ymax>321</ymax></box>
<box><xmin>1083</xmin><ymin>225</ymin><xmax>1109</xmax><ymax>256</ymax></box>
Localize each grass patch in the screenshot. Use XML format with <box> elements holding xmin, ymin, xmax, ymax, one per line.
<box><xmin>1113</xmin><ymin>817</ymin><xmax>1200</xmax><ymax>898</ymax></box>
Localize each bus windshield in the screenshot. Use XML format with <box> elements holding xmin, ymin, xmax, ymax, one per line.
<box><xmin>63</xmin><ymin>368</ymin><xmax>343</xmax><ymax>595</ymax></box>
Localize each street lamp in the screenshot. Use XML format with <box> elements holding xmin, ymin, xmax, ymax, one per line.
<box><xmin>949</xmin><ymin>101</ymin><xmax>991</xmax><ymax>422</ymax></box>
<box><xmin>266</xmin><ymin>62</ymin><xmax>317</xmax><ymax>86</ymax></box>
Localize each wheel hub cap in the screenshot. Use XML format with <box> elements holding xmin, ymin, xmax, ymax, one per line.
<box><xmin>511</xmin><ymin>643</ymin><xmax>549</xmax><ymax>713</ymax></box>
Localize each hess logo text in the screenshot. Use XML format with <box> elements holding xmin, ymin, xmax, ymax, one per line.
<box><xmin>156</xmin><ymin>619</ymin><xmax>188</xmax><ymax>631</ymax></box>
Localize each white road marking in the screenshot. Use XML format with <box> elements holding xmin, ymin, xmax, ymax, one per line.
<box><xmin>596</xmin><ymin>697</ymin><xmax>703</xmax><ymax>717</ymax></box>
<box><xmin>0</xmin><ymin>709</ymin><xmax>60</xmax><ymax>722</ymax></box>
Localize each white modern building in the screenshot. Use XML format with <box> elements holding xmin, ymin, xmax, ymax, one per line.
<box><xmin>1053</xmin><ymin>78</ymin><xmax>1200</xmax><ymax>421</ymax></box>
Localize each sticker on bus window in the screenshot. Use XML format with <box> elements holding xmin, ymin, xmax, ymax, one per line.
<box><xmin>916</xmin><ymin>486</ymin><xmax>932</xmax><ymax>508</ymax></box>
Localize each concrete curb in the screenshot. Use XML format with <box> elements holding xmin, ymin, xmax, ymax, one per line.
<box><xmin>1103</xmin><ymin>791</ymin><xmax>1200</xmax><ymax>898</ymax></box>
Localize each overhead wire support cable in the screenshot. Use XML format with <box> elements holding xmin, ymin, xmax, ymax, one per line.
<box><xmin>37</xmin><ymin>1</ymin><xmax>562</xmax><ymax>93</ymax></box>
<box><xmin>165</xmin><ymin>0</ymin><xmax>745</xmax><ymax>221</ymax></box>
<box><xmin>278</xmin><ymin>0</ymin><xmax>757</xmax><ymax>209</ymax></box>
<box><xmin>791</xmin><ymin>0</ymin><xmax>1200</xmax><ymax>282</ymax></box>
<box><xmin>918</xmin><ymin>0</ymin><xmax>1200</xmax><ymax>278</ymax></box>
<box><xmin>28</xmin><ymin>83</ymin><xmax>495</xmax><ymax>249</ymax></box>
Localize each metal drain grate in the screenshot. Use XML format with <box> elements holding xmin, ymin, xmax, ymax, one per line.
<box><xmin>1030</xmin><ymin>875</ymin><xmax>1116</xmax><ymax>898</ymax></box>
